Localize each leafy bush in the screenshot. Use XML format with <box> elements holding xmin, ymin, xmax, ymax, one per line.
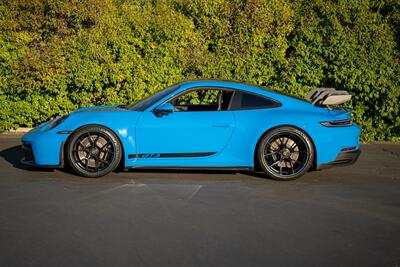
<box><xmin>0</xmin><ymin>0</ymin><xmax>398</xmax><ymax>140</ymax></box>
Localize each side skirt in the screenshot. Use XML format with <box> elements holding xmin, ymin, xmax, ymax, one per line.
<box><xmin>125</xmin><ymin>166</ymin><xmax>253</xmax><ymax>171</ymax></box>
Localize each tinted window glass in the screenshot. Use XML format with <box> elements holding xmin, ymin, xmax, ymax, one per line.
<box><xmin>170</xmin><ymin>88</ymin><xmax>233</xmax><ymax>112</ymax></box>
<box><xmin>128</xmin><ymin>85</ymin><xmax>179</xmax><ymax>111</ymax></box>
<box><xmin>230</xmin><ymin>92</ymin><xmax>280</xmax><ymax>110</ymax></box>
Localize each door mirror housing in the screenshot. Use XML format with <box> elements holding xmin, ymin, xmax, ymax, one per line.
<box><xmin>154</xmin><ymin>103</ymin><xmax>174</xmax><ymax>117</ymax></box>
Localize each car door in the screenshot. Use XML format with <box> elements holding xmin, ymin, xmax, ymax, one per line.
<box><xmin>134</xmin><ymin>88</ymin><xmax>235</xmax><ymax>160</ymax></box>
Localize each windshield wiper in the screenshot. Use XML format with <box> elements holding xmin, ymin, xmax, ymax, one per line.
<box><xmin>117</xmin><ymin>104</ymin><xmax>128</xmax><ymax>109</ymax></box>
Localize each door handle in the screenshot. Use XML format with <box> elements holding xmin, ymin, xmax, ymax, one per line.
<box><xmin>212</xmin><ymin>124</ymin><xmax>230</xmax><ymax>128</ymax></box>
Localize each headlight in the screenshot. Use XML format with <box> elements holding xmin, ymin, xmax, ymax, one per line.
<box><xmin>47</xmin><ymin>115</ymin><xmax>69</xmax><ymax>130</ymax></box>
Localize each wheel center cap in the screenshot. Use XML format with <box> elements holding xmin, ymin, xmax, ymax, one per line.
<box><xmin>90</xmin><ymin>147</ymin><xmax>99</xmax><ymax>156</ymax></box>
<box><xmin>281</xmin><ymin>148</ymin><xmax>291</xmax><ymax>158</ymax></box>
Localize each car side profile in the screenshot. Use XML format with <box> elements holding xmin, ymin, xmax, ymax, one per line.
<box><xmin>21</xmin><ymin>80</ymin><xmax>361</xmax><ymax>180</ymax></box>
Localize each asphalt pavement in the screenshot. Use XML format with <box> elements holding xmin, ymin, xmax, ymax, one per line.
<box><xmin>0</xmin><ymin>135</ymin><xmax>399</xmax><ymax>267</ymax></box>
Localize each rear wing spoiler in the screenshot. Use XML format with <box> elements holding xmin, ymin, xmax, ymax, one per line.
<box><xmin>305</xmin><ymin>88</ymin><xmax>353</xmax><ymax>106</ymax></box>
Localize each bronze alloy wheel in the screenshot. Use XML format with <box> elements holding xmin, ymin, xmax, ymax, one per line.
<box><xmin>257</xmin><ymin>126</ymin><xmax>314</xmax><ymax>180</ymax></box>
<box><xmin>66</xmin><ymin>125</ymin><xmax>122</xmax><ymax>178</ymax></box>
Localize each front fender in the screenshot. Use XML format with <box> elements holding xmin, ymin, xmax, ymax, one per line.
<box><xmin>51</xmin><ymin>111</ymin><xmax>141</xmax><ymax>166</ymax></box>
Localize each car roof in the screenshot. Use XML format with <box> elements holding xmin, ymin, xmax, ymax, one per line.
<box><xmin>175</xmin><ymin>80</ymin><xmax>303</xmax><ymax>103</ymax></box>
<box><xmin>178</xmin><ymin>79</ymin><xmax>269</xmax><ymax>91</ymax></box>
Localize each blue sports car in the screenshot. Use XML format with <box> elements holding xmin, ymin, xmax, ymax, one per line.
<box><xmin>21</xmin><ymin>80</ymin><xmax>361</xmax><ymax>180</ymax></box>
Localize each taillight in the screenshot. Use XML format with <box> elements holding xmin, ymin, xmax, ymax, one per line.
<box><xmin>320</xmin><ymin>119</ymin><xmax>353</xmax><ymax>127</ymax></box>
<box><xmin>341</xmin><ymin>146</ymin><xmax>357</xmax><ymax>152</ymax></box>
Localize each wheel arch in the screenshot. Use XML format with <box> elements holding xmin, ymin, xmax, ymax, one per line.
<box><xmin>63</xmin><ymin>124</ymin><xmax>126</xmax><ymax>170</ymax></box>
<box><xmin>253</xmin><ymin>124</ymin><xmax>318</xmax><ymax>171</ymax></box>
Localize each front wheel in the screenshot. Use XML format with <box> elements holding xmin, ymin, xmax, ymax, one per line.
<box><xmin>66</xmin><ymin>125</ymin><xmax>122</xmax><ymax>178</ymax></box>
<box><xmin>257</xmin><ymin>127</ymin><xmax>314</xmax><ymax>181</ymax></box>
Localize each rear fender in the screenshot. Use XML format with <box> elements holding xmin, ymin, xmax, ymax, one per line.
<box><xmin>253</xmin><ymin>124</ymin><xmax>317</xmax><ymax>170</ymax></box>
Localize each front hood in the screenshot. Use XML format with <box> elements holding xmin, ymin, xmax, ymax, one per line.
<box><xmin>73</xmin><ymin>104</ymin><xmax>127</xmax><ymax>114</ymax></box>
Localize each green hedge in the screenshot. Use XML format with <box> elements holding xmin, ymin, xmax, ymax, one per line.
<box><xmin>0</xmin><ymin>0</ymin><xmax>399</xmax><ymax>140</ymax></box>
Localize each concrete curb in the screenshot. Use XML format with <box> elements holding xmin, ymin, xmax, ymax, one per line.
<box><xmin>5</xmin><ymin>128</ymin><xmax>32</xmax><ymax>134</ymax></box>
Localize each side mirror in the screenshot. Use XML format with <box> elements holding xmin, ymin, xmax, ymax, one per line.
<box><xmin>154</xmin><ymin>103</ymin><xmax>174</xmax><ymax>117</ymax></box>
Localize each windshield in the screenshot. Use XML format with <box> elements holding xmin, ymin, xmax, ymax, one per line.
<box><xmin>127</xmin><ymin>84</ymin><xmax>180</xmax><ymax>111</ymax></box>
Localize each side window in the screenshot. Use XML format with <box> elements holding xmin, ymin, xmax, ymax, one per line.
<box><xmin>175</xmin><ymin>90</ymin><xmax>219</xmax><ymax>105</ymax></box>
<box><xmin>170</xmin><ymin>88</ymin><xmax>233</xmax><ymax>112</ymax></box>
<box><xmin>230</xmin><ymin>92</ymin><xmax>280</xmax><ymax>110</ymax></box>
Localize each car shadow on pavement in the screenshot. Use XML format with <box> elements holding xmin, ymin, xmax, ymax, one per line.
<box><xmin>122</xmin><ymin>168</ymin><xmax>267</xmax><ymax>178</ymax></box>
<box><xmin>0</xmin><ymin>145</ymin><xmax>53</xmax><ymax>172</ymax></box>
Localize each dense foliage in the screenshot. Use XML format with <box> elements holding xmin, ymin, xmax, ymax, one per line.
<box><xmin>0</xmin><ymin>0</ymin><xmax>398</xmax><ymax>140</ymax></box>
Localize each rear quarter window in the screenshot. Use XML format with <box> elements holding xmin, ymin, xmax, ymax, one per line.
<box><xmin>230</xmin><ymin>91</ymin><xmax>281</xmax><ymax>110</ymax></box>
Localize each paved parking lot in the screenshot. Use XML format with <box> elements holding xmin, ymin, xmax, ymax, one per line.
<box><xmin>0</xmin><ymin>135</ymin><xmax>399</xmax><ymax>267</ymax></box>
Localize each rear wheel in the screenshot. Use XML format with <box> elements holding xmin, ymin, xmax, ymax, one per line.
<box><xmin>257</xmin><ymin>126</ymin><xmax>314</xmax><ymax>181</ymax></box>
<box><xmin>66</xmin><ymin>125</ymin><xmax>122</xmax><ymax>178</ymax></box>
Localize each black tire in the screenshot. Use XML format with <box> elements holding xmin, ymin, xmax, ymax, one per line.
<box><xmin>66</xmin><ymin>125</ymin><xmax>122</xmax><ymax>178</ymax></box>
<box><xmin>256</xmin><ymin>126</ymin><xmax>314</xmax><ymax>181</ymax></box>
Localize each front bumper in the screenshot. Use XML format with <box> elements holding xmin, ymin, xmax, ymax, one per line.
<box><xmin>20</xmin><ymin>123</ymin><xmax>69</xmax><ymax>168</ymax></box>
<box><xmin>21</xmin><ymin>141</ymin><xmax>65</xmax><ymax>168</ymax></box>
<box><xmin>316</xmin><ymin>149</ymin><xmax>361</xmax><ymax>170</ymax></box>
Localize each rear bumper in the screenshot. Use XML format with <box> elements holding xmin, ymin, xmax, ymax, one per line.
<box><xmin>316</xmin><ymin>149</ymin><xmax>361</xmax><ymax>170</ymax></box>
<box><xmin>311</xmin><ymin>123</ymin><xmax>361</xmax><ymax>165</ymax></box>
